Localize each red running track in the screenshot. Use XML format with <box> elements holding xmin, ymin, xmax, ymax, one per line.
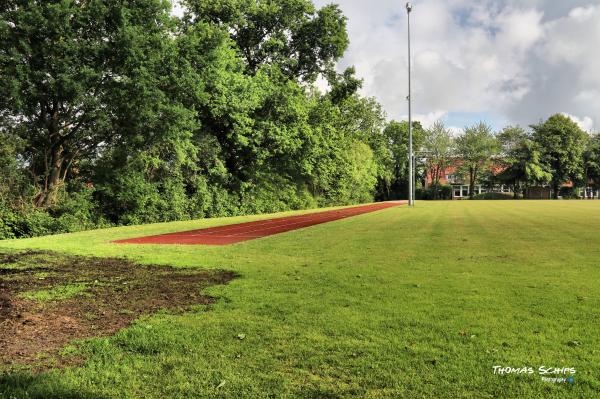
<box><xmin>113</xmin><ymin>201</ymin><xmax>406</xmax><ymax>246</ymax></box>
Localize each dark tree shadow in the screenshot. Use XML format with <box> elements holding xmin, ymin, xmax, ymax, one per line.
<box><xmin>0</xmin><ymin>371</ymin><xmax>110</xmax><ymax>399</ymax></box>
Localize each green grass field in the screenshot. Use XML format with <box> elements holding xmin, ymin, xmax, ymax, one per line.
<box><xmin>1</xmin><ymin>201</ymin><xmax>599</xmax><ymax>398</ymax></box>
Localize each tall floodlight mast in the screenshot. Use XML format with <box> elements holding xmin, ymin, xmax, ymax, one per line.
<box><xmin>406</xmin><ymin>2</ymin><xmax>414</xmax><ymax>206</ymax></box>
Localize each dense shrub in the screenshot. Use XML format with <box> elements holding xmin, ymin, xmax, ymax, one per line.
<box><xmin>51</xmin><ymin>187</ymin><xmax>111</xmax><ymax>233</ymax></box>
<box><xmin>416</xmin><ymin>185</ymin><xmax>453</xmax><ymax>200</ymax></box>
<box><xmin>558</xmin><ymin>187</ymin><xmax>580</xmax><ymax>199</ymax></box>
<box><xmin>472</xmin><ymin>192</ymin><xmax>514</xmax><ymax>200</ymax></box>
<box><xmin>0</xmin><ymin>186</ymin><xmax>112</xmax><ymax>240</ymax></box>
<box><xmin>239</xmin><ymin>175</ymin><xmax>317</xmax><ymax>215</ymax></box>
<box><xmin>0</xmin><ymin>203</ymin><xmax>18</xmax><ymax>240</ymax></box>
<box><xmin>18</xmin><ymin>209</ymin><xmax>59</xmax><ymax>238</ymax></box>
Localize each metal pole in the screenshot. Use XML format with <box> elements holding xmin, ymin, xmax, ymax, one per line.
<box><xmin>406</xmin><ymin>2</ymin><xmax>413</xmax><ymax>207</ymax></box>
<box><xmin>413</xmin><ymin>151</ymin><xmax>417</xmax><ymax>205</ymax></box>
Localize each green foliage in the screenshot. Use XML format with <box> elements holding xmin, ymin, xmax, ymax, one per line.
<box><xmin>416</xmin><ymin>184</ymin><xmax>452</xmax><ymax>200</ymax></box>
<box><xmin>423</xmin><ymin>121</ymin><xmax>454</xmax><ymax>199</ymax></box>
<box><xmin>383</xmin><ymin>120</ymin><xmax>425</xmax><ymax>200</ymax></box>
<box><xmin>0</xmin><ymin>203</ymin><xmax>18</xmax><ymax>240</ymax></box>
<box><xmin>239</xmin><ymin>175</ymin><xmax>316</xmax><ymax>215</ymax></box>
<box><xmin>0</xmin><ymin>132</ymin><xmax>30</xmax><ymax>204</ymax></box>
<box><xmin>326</xmin><ymin>66</ymin><xmax>363</xmax><ymax>105</ymax></box>
<box><xmin>496</xmin><ymin>126</ymin><xmax>552</xmax><ymax>195</ymax></box>
<box><xmin>471</xmin><ymin>192</ymin><xmax>514</xmax><ymax>200</ymax></box>
<box><xmin>96</xmin><ymin>163</ymin><xmax>193</xmax><ymax>226</ymax></box>
<box><xmin>532</xmin><ymin>114</ymin><xmax>589</xmax><ymax>198</ymax></box>
<box><xmin>455</xmin><ymin>122</ymin><xmax>499</xmax><ymax>199</ymax></box>
<box><xmin>1</xmin><ymin>0</ymin><xmax>389</xmax><ymax>238</ymax></box>
<box><xmin>338</xmin><ymin>141</ymin><xmax>378</xmax><ymax>204</ymax></box>
<box><xmin>0</xmin><ymin>185</ymin><xmax>108</xmax><ymax>239</ymax></box>
<box><xmin>558</xmin><ymin>186</ymin><xmax>580</xmax><ymax>200</ymax></box>
<box><xmin>183</xmin><ymin>0</ymin><xmax>349</xmax><ymax>81</ymax></box>
<box><xmin>51</xmin><ymin>186</ymin><xmax>109</xmax><ymax>232</ymax></box>
<box><xmin>0</xmin><ymin>0</ymin><xmax>177</xmax><ymax>207</ymax></box>
<box><xmin>16</xmin><ymin>208</ymin><xmax>61</xmax><ymax>238</ymax></box>
<box><xmin>584</xmin><ymin>133</ymin><xmax>600</xmax><ymax>189</ymax></box>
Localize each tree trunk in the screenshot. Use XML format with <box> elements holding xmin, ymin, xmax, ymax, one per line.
<box><xmin>35</xmin><ymin>146</ymin><xmax>65</xmax><ymax>207</ymax></box>
<box><xmin>433</xmin><ymin>164</ymin><xmax>440</xmax><ymax>199</ymax></box>
<box><xmin>46</xmin><ymin>148</ymin><xmax>64</xmax><ymax>205</ymax></box>
<box><xmin>469</xmin><ymin>167</ymin><xmax>476</xmax><ymax>199</ymax></box>
<box><xmin>552</xmin><ymin>181</ymin><xmax>559</xmax><ymax>199</ymax></box>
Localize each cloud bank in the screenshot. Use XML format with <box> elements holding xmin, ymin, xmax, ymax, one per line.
<box><xmin>313</xmin><ymin>0</ymin><xmax>600</xmax><ymax>132</ymax></box>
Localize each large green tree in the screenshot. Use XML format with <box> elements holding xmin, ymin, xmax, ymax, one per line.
<box><xmin>583</xmin><ymin>133</ymin><xmax>600</xmax><ymax>195</ymax></box>
<box><xmin>531</xmin><ymin>114</ymin><xmax>588</xmax><ymax>199</ymax></box>
<box><xmin>0</xmin><ymin>0</ymin><xmax>397</xmax><ymax>238</ymax></box>
<box><xmin>0</xmin><ymin>0</ymin><xmax>178</xmax><ymax>206</ymax></box>
<box><xmin>455</xmin><ymin>122</ymin><xmax>498</xmax><ymax>199</ymax></box>
<box><xmin>300</xmin><ymin>80</ymin><xmax>386</xmax><ymax>205</ymax></box>
<box><xmin>496</xmin><ymin>126</ymin><xmax>551</xmax><ymax>198</ymax></box>
<box><xmin>183</xmin><ymin>0</ymin><xmax>349</xmax><ymax>81</ymax></box>
<box><xmin>323</xmin><ymin>72</ymin><xmax>392</xmax><ymax>202</ymax></box>
<box><xmin>177</xmin><ymin>1</ymin><xmax>355</xmax><ymax>211</ymax></box>
<box><xmin>383</xmin><ymin>120</ymin><xmax>425</xmax><ymax>200</ymax></box>
<box><xmin>423</xmin><ymin>121</ymin><xmax>453</xmax><ymax>199</ymax></box>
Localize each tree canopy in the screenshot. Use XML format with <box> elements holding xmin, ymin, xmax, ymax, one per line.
<box><xmin>423</xmin><ymin>121</ymin><xmax>453</xmax><ymax>199</ymax></box>
<box><xmin>0</xmin><ymin>0</ymin><xmax>404</xmax><ymax>239</ymax></box>
<box><xmin>531</xmin><ymin>114</ymin><xmax>588</xmax><ymax>199</ymax></box>
<box><xmin>182</xmin><ymin>0</ymin><xmax>348</xmax><ymax>81</ymax></box>
<box><xmin>583</xmin><ymin>134</ymin><xmax>600</xmax><ymax>190</ymax></box>
<box><xmin>455</xmin><ymin>122</ymin><xmax>498</xmax><ymax>199</ymax></box>
<box><xmin>0</xmin><ymin>0</ymin><xmax>183</xmax><ymax>207</ymax></box>
<box><xmin>496</xmin><ymin>126</ymin><xmax>551</xmax><ymax>197</ymax></box>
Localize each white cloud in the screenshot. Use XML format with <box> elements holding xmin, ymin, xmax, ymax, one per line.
<box><xmin>569</xmin><ymin>5</ymin><xmax>597</xmax><ymax>21</ymax></box>
<box><xmin>574</xmin><ymin>90</ymin><xmax>600</xmax><ymax>103</ymax></box>
<box><xmin>312</xmin><ymin>0</ymin><xmax>600</xmax><ymax>131</ymax></box>
<box><xmin>561</xmin><ymin>113</ymin><xmax>594</xmax><ymax>132</ymax></box>
<box><xmin>542</xmin><ymin>5</ymin><xmax>600</xmax><ymax>85</ymax></box>
<box><xmin>398</xmin><ymin>110</ymin><xmax>448</xmax><ymax>129</ymax></box>
<box><xmin>494</xmin><ymin>8</ymin><xmax>544</xmax><ymax>53</ymax></box>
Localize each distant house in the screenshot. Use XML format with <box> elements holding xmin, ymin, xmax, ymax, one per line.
<box><xmin>580</xmin><ymin>187</ymin><xmax>600</xmax><ymax>199</ymax></box>
<box><xmin>424</xmin><ymin>161</ymin><xmax>512</xmax><ymax>199</ymax></box>
<box><xmin>424</xmin><ymin>160</ymin><xmax>599</xmax><ymax>199</ymax></box>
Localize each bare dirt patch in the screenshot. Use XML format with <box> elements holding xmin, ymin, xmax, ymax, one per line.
<box><xmin>0</xmin><ymin>250</ymin><xmax>236</xmax><ymax>370</ymax></box>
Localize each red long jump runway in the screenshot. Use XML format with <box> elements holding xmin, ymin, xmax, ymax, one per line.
<box><xmin>113</xmin><ymin>201</ymin><xmax>406</xmax><ymax>246</ymax></box>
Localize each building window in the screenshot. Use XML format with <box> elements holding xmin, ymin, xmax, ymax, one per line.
<box><xmin>581</xmin><ymin>187</ymin><xmax>599</xmax><ymax>199</ymax></box>
<box><xmin>453</xmin><ymin>186</ymin><xmax>461</xmax><ymax>197</ymax></box>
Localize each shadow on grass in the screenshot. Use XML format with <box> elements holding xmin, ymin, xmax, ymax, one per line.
<box><xmin>0</xmin><ymin>372</ymin><xmax>109</xmax><ymax>399</ymax></box>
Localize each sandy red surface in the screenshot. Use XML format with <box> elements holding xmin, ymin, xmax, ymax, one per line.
<box><xmin>113</xmin><ymin>201</ymin><xmax>406</xmax><ymax>246</ymax></box>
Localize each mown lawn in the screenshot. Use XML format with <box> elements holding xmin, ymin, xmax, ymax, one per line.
<box><xmin>1</xmin><ymin>201</ymin><xmax>599</xmax><ymax>398</ymax></box>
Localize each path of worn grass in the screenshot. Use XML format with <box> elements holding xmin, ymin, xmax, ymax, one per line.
<box><xmin>0</xmin><ymin>201</ymin><xmax>599</xmax><ymax>398</ymax></box>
